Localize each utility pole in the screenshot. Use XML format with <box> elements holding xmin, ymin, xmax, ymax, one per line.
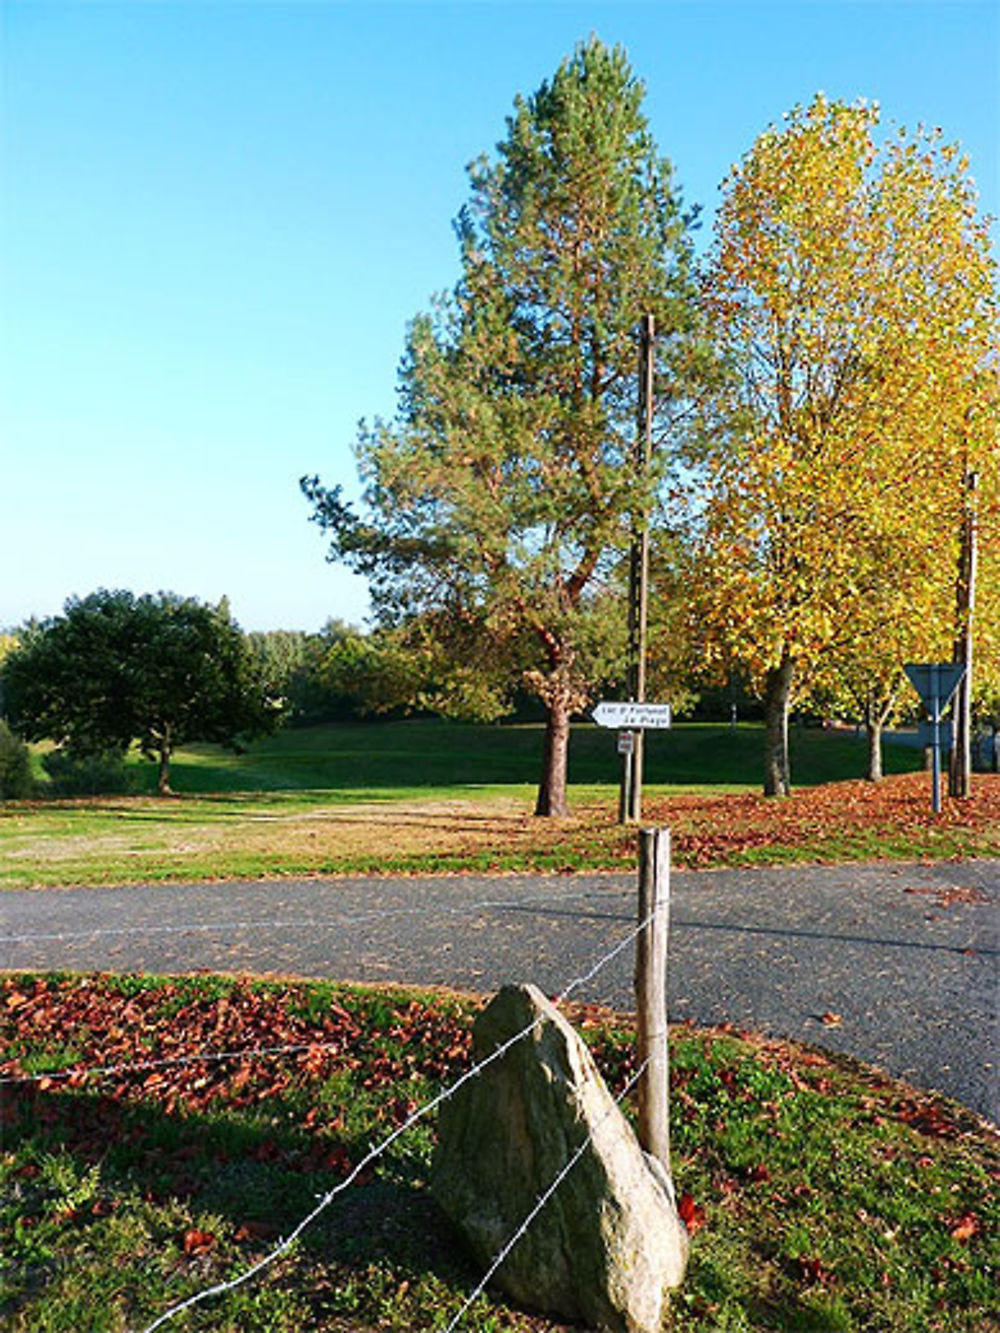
<box><xmin>619</xmin><ymin>314</ymin><xmax>655</xmax><ymax>825</ymax></box>
<box><xmin>950</xmin><ymin>469</ymin><xmax>979</xmax><ymax>798</ymax></box>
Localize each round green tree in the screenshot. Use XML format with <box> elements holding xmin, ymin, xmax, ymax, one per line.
<box><xmin>2</xmin><ymin>589</ymin><xmax>277</xmax><ymax>794</ymax></box>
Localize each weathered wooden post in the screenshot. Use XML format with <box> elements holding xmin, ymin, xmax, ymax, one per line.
<box><xmin>635</xmin><ymin>826</ymin><xmax>671</xmax><ymax>1172</ymax></box>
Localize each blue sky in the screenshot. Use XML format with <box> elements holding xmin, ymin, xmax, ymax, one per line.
<box><xmin>2</xmin><ymin>0</ymin><xmax>997</xmax><ymax>633</ymax></box>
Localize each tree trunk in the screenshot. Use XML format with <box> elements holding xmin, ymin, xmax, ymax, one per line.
<box><xmin>157</xmin><ymin>729</ymin><xmax>173</xmax><ymax>796</ymax></box>
<box><xmin>864</xmin><ymin>688</ymin><xmax>885</xmax><ymax>783</ymax></box>
<box><xmin>535</xmin><ymin>695</ymin><xmax>571</xmax><ymax>817</ymax></box>
<box><xmin>762</xmin><ymin>653</ymin><xmax>795</xmax><ymax>798</ymax></box>
<box><xmin>865</xmin><ymin>718</ymin><xmax>883</xmax><ymax>783</ymax></box>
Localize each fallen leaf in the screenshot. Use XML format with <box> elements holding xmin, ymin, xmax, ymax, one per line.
<box><xmin>949</xmin><ymin>1213</ymin><xmax>980</xmax><ymax>1243</ymax></box>
<box><xmin>799</xmin><ymin>1254</ymin><xmax>836</xmax><ymax>1286</ymax></box>
<box><xmin>677</xmin><ymin>1192</ymin><xmax>706</xmax><ymax>1235</ymax></box>
<box><xmin>183</xmin><ymin>1228</ymin><xmax>215</xmax><ymax>1257</ymax></box>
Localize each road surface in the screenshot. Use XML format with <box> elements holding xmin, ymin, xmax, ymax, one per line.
<box><xmin>2</xmin><ymin>859</ymin><xmax>997</xmax><ymax>1122</ymax></box>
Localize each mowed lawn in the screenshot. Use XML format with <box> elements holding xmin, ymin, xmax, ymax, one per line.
<box><xmin>3</xmin><ymin>720</ymin><xmax>998</xmax><ymax>889</ymax></box>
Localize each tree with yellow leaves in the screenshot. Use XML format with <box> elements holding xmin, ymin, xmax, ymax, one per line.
<box><xmin>689</xmin><ymin>95</ymin><xmax>997</xmax><ymax>796</ymax></box>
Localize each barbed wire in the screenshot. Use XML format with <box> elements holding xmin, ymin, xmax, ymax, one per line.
<box><xmin>0</xmin><ymin>885</ymin><xmax>622</xmax><ymax>947</ymax></box>
<box><xmin>443</xmin><ymin>1056</ymin><xmax>650</xmax><ymax>1332</ymax></box>
<box><xmin>1</xmin><ymin>1038</ymin><xmax>347</xmax><ymax>1088</ymax></box>
<box><xmin>132</xmin><ymin>908</ymin><xmax>654</xmax><ymax>1333</ymax></box>
<box><xmin>1</xmin><ymin>887</ymin><xmax>639</xmax><ymax>1089</ymax></box>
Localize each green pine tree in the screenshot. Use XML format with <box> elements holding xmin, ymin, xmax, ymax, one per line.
<box><xmin>304</xmin><ymin>38</ymin><xmax>702</xmax><ymax>814</ymax></box>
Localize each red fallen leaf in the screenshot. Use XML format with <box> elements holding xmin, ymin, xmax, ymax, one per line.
<box><xmin>5</xmin><ymin>991</ymin><xmax>29</xmax><ymax>1010</ymax></box>
<box><xmin>234</xmin><ymin>1220</ymin><xmax>279</xmax><ymax>1242</ymax></box>
<box><xmin>183</xmin><ymin>1228</ymin><xmax>215</xmax><ymax>1257</ymax></box>
<box><xmin>799</xmin><ymin>1051</ymin><xmax>832</xmax><ymax>1068</ymax></box>
<box><xmin>749</xmin><ymin>1163</ymin><xmax>770</xmax><ymax>1183</ymax></box>
<box><xmin>251</xmin><ymin>1138</ymin><xmax>281</xmax><ymax>1163</ymax></box>
<box><xmin>677</xmin><ymin>1193</ymin><xmax>705</xmax><ymax>1235</ymax></box>
<box><xmin>895</xmin><ymin>1101</ymin><xmax>958</xmax><ymax>1139</ymax></box>
<box><xmin>799</xmin><ymin>1254</ymin><xmax>836</xmax><ymax>1285</ymax></box>
<box><xmin>820</xmin><ymin>1011</ymin><xmax>843</xmax><ymax>1027</ymax></box>
<box><xmin>949</xmin><ymin>1213</ymin><xmax>980</xmax><ymax>1242</ymax></box>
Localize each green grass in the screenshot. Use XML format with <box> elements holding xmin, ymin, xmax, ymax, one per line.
<box><xmin>114</xmin><ymin>719</ymin><xmax>921</xmax><ymax>796</ymax></box>
<box><xmin>8</xmin><ymin>720</ymin><xmax>990</xmax><ymax>890</ymax></box>
<box><xmin>2</xmin><ymin>972</ymin><xmax>997</xmax><ymax>1332</ymax></box>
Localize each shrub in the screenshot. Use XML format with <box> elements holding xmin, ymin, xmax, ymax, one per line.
<box><xmin>41</xmin><ymin>748</ymin><xmax>136</xmax><ymax>796</ymax></box>
<box><xmin>0</xmin><ymin>721</ymin><xmax>33</xmax><ymax>799</ymax></box>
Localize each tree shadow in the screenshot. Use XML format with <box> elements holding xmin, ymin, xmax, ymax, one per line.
<box><xmin>3</xmin><ymin>1080</ymin><xmax>494</xmax><ymax>1329</ymax></box>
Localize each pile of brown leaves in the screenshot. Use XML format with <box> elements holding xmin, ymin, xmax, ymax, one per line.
<box><xmin>643</xmin><ymin>772</ymin><xmax>1000</xmax><ymax>866</ymax></box>
<box><xmin>1</xmin><ymin>976</ymin><xmax>472</xmax><ymax>1118</ymax></box>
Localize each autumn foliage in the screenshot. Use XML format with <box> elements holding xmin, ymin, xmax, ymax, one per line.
<box><xmin>689</xmin><ymin>96</ymin><xmax>998</xmax><ymax>796</ymax></box>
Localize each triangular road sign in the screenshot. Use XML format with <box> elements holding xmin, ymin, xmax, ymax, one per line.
<box><xmin>903</xmin><ymin>662</ymin><xmax>966</xmax><ymax>720</ymax></box>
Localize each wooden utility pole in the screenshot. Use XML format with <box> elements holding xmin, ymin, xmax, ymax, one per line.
<box><xmin>635</xmin><ymin>827</ymin><xmax>672</xmax><ymax>1174</ymax></box>
<box><xmin>950</xmin><ymin>470</ymin><xmax>979</xmax><ymax>798</ymax></box>
<box><xmin>619</xmin><ymin>314</ymin><xmax>655</xmax><ymax>825</ymax></box>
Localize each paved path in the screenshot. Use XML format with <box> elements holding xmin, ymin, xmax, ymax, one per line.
<box><xmin>2</xmin><ymin>860</ymin><xmax>997</xmax><ymax>1123</ymax></box>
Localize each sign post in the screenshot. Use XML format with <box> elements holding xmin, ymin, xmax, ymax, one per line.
<box><xmin>903</xmin><ymin>663</ymin><xmax>966</xmax><ymax>814</ymax></box>
<box><xmin>594</xmin><ymin>702</ymin><xmax>672</xmax><ymax>823</ymax></box>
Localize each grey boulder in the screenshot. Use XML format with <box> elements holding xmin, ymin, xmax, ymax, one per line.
<box><xmin>432</xmin><ymin>983</ymin><xmax>688</xmax><ymax>1332</ymax></box>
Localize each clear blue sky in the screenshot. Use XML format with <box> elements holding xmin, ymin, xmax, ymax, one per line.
<box><xmin>2</xmin><ymin>0</ymin><xmax>996</xmax><ymax>633</ymax></box>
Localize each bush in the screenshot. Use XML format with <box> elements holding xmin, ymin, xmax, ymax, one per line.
<box><xmin>41</xmin><ymin>748</ymin><xmax>136</xmax><ymax>796</ymax></box>
<box><xmin>0</xmin><ymin>721</ymin><xmax>33</xmax><ymax>799</ymax></box>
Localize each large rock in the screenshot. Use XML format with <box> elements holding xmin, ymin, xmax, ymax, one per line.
<box><xmin>432</xmin><ymin>984</ymin><xmax>688</xmax><ymax>1333</ymax></box>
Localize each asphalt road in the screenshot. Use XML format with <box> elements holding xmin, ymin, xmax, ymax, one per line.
<box><xmin>2</xmin><ymin>860</ymin><xmax>997</xmax><ymax>1123</ymax></box>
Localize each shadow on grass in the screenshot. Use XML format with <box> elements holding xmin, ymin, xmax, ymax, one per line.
<box><xmin>3</xmin><ymin>1081</ymin><xmax>481</xmax><ymax>1330</ymax></box>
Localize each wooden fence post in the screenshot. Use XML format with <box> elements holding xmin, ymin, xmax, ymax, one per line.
<box><xmin>635</xmin><ymin>826</ymin><xmax>671</xmax><ymax>1174</ymax></box>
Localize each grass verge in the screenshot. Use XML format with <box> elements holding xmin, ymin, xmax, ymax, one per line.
<box><xmin>2</xmin><ymin>770</ymin><xmax>998</xmax><ymax>889</ymax></box>
<box><xmin>2</xmin><ymin>972</ymin><xmax>997</xmax><ymax>1331</ymax></box>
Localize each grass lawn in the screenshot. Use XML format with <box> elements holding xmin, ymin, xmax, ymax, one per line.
<box><xmin>36</xmin><ymin>718</ymin><xmax>926</xmax><ymax>796</ymax></box>
<box><xmin>2</xmin><ymin>722</ymin><xmax>998</xmax><ymax>889</ymax></box>
<box><xmin>2</xmin><ymin>972</ymin><xmax>996</xmax><ymax>1332</ymax></box>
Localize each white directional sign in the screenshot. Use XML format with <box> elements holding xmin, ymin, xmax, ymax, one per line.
<box><xmin>904</xmin><ymin>663</ymin><xmax>966</xmax><ymax>721</ymax></box>
<box><xmin>593</xmin><ymin>701</ymin><xmax>672</xmax><ymax>730</ymax></box>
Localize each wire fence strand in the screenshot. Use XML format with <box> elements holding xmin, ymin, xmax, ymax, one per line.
<box><xmin>1</xmin><ymin>1038</ymin><xmax>347</xmax><ymax>1088</ymax></box>
<box><xmin>0</xmin><ymin>886</ymin><xmax>619</xmax><ymax>947</ymax></box>
<box><xmin>132</xmin><ymin>908</ymin><xmax>654</xmax><ymax>1333</ymax></box>
<box><xmin>443</xmin><ymin>1057</ymin><xmax>650</xmax><ymax>1332</ymax></box>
